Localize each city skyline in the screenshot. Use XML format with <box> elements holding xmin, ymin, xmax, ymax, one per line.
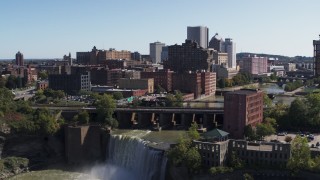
<box><xmin>0</xmin><ymin>0</ymin><xmax>319</xmax><ymax>59</ymax></box>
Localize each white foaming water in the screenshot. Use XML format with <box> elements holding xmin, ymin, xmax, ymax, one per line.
<box><xmin>90</xmin><ymin>132</ymin><xmax>167</xmax><ymax>180</ymax></box>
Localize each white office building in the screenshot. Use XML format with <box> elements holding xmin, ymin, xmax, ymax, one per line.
<box><xmin>150</xmin><ymin>42</ymin><xmax>165</xmax><ymax>64</ymax></box>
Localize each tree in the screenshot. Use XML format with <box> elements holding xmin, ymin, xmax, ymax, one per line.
<box><xmin>166</xmin><ymin>137</ymin><xmax>201</xmax><ymax>174</ymax></box>
<box><xmin>32</xmin><ymin>108</ymin><xmax>59</xmax><ymax>135</ymax></box>
<box><xmin>94</xmin><ymin>94</ymin><xmax>117</xmax><ymax>128</ymax></box>
<box><xmin>270</xmin><ymin>73</ymin><xmax>278</xmax><ymax>81</ymax></box>
<box><xmin>256</xmin><ymin>123</ymin><xmax>275</xmax><ymax>140</ymax></box>
<box><xmin>112</xmin><ymin>92</ymin><xmax>123</xmax><ymax>100</ymax></box>
<box><xmin>263</xmin><ymin>93</ymin><xmax>272</xmax><ymax>107</ymax></box>
<box><xmin>174</xmin><ymin>91</ymin><xmax>183</xmax><ymax>107</ymax></box>
<box><xmin>244</xmin><ymin>125</ymin><xmax>257</xmax><ymax>141</ymax></box>
<box><xmin>73</xmin><ymin>110</ymin><xmax>90</xmax><ymax>124</ymax></box>
<box><xmin>38</xmin><ymin>71</ymin><xmax>48</xmax><ymax>80</ymax></box>
<box><xmin>155</xmin><ymin>85</ymin><xmax>166</xmax><ymax>94</ymax></box>
<box><xmin>188</xmin><ymin>122</ymin><xmax>200</xmax><ymax>140</ymax></box>
<box><xmin>218</xmin><ymin>79</ymin><xmax>225</xmax><ymax>88</ymax></box>
<box><xmin>287</xmin><ymin>136</ymin><xmax>312</xmax><ymax>172</ymax></box>
<box><xmin>5</xmin><ymin>75</ymin><xmax>17</xmax><ymax>89</ymax></box>
<box><xmin>228</xmin><ymin>151</ymin><xmax>244</xmax><ymax>169</ymax></box>
<box><xmin>0</xmin><ymin>88</ymin><xmax>15</xmax><ymax>115</ymax></box>
<box><xmin>0</xmin><ymin>77</ymin><xmax>6</xmax><ymax>88</ymax></box>
<box><xmin>184</xmin><ymin>147</ymin><xmax>201</xmax><ymax>173</ymax></box>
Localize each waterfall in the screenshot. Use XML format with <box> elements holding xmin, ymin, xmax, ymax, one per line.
<box><xmin>107</xmin><ymin>134</ymin><xmax>167</xmax><ymax>180</ymax></box>
<box><xmin>89</xmin><ymin>132</ymin><xmax>167</xmax><ymax>180</ymax></box>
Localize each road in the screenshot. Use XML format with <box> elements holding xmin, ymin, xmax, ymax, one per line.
<box><xmin>13</xmin><ymin>87</ymin><xmax>35</xmax><ymax>100</ymax></box>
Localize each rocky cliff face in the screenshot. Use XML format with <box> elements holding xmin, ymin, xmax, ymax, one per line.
<box><xmin>2</xmin><ymin>134</ymin><xmax>64</xmax><ymax>169</ymax></box>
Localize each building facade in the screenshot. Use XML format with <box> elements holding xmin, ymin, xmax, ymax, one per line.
<box><xmin>48</xmin><ymin>72</ymin><xmax>91</xmax><ymax>95</ymax></box>
<box><xmin>238</xmin><ymin>56</ymin><xmax>268</xmax><ymax>75</ymax></box>
<box><xmin>15</xmin><ymin>51</ymin><xmax>24</xmax><ymax>66</ymax></box>
<box><xmin>166</xmin><ymin>40</ymin><xmax>214</xmax><ymax>73</ymax></box>
<box><xmin>209</xmin><ymin>33</ymin><xmax>224</xmax><ymax>52</ymax></box>
<box><xmin>118</xmin><ymin>78</ymin><xmax>154</xmax><ymax>93</ymax></box>
<box><xmin>201</xmin><ymin>72</ymin><xmax>216</xmax><ymax>96</ymax></box>
<box><xmin>90</xmin><ymin>68</ymin><xmax>122</xmax><ymax>86</ymax></box>
<box><xmin>150</xmin><ymin>42</ymin><xmax>165</xmax><ymax>64</ymax></box>
<box><xmin>314</xmin><ymin>38</ymin><xmax>320</xmax><ymax>77</ymax></box>
<box><xmin>140</xmin><ymin>70</ymin><xmax>173</xmax><ymax>92</ymax></box>
<box><xmin>77</xmin><ymin>46</ymin><xmax>131</xmax><ymax>65</ymax></box>
<box><xmin>187</xmin><ymin>26</ymin><xmax>209</xmax><ymax>48</ymax></box>
<box><xmin>223</xmin><ymin>89</ymin><xmax>263</xmax><ymax>139</ymax></box>
<box><xmin>194</xmin><ymin>139</ymin><xmax>291</xmax><ymax>168</ymax></box>
<box><xmin>224</xmin><ymin>38</ymin><xmax>236</xmax><ymax>69</ymax></box>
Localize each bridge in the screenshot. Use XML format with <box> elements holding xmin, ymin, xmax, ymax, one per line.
<box><xmin>35</xmin><ymin>106</ymin><xmax>225</xmax><ymax>131</ymax></box>
<box><xmin>278</xmin><ymin>76</ymin><xmax>309</xmax><ymax>83</ymax></box>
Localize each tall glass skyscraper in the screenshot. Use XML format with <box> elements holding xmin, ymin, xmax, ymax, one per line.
<box><xmin>187</xmin><ymin>26</ymin><xmax>209</xmax><ymax>48</ymax></box>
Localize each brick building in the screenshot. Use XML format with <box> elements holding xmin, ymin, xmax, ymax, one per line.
<box><xmin>90</xmin><ymin>68</ymin><xmax>122</xmax><ymax>86</ymax></box>
<box><xmin>140</xmin><ymin>70</ymin><xmax>173</xmax><ymax>92</ymax></box>
<box><xmin>119</xmin><ymin>78</ymin><xmax>154</xmax><ymax>93</ymax></box>
<box><xmin>238</xmin><ymin>56</ymin><xmax>268</xmax><ymax>75</ymax></box>
<box><xmin>201</xmin><ymin>72</ymin><xmax>216</xmax><ymax>96</ymax></box>
<box><xmin>48</xmin><ymin>72</ymin><xmax>91</xmax><ymax>95</ymax></box>
<box><xmin>172</xmin><ymin>72</ymin><xmax>201</xmax><ymax>98</ymax></box>
<box><xmin>76</xmin><ymin>46</ymin><xmax>131</xmax><ymax>65</ymax></box>
<box><xmin>36</xmin><ymin>81</ymin><xmax>49</xmax><ymax>91</ymax></box>
<box><xmin>103</xmin><ymin>59</ymin><xmax>126</xmax><ymax>69</ymax></box>
<box><xmin>165</xmin><ymin>40</ymin><xmax>214</xmax><ymax>73</ymax></box>
<box><xmin>172</xmin><ymin>72</ymin><xmax>216</xmax><ymax>99</ymax></box>
<box><xmin>223</xmin><ymin>89</ymin><xmax>263</xmax><ymax>139</ymax></box>
<box><xmin>15</xmin><ymin>51</ymin><xmax>24</xmax><ymax>66</ymax></box>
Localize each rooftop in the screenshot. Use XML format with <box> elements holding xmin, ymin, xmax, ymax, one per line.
<box><xmin>226</xmin><ymin>89</ymin><xmax>262</xmax><ymax>95</ymax></box>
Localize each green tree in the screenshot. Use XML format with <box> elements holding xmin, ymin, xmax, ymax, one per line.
<box><xmin>73</xmin><ymin>110</ymin><xmax>90</xmax><ymax>124</ymax></box>
<box><xmin>256</xmin><ymin>123</ymin><xmax>275</xmax><ymax>140</ymax></box>
<box><xmin>112</xmin><ymin>92</ymin><xmax>123</xmax><ymax>100</ymax></box>
<box><xmin>0</xmin><ymin>77</ymin><xmax>6</xmax><ymax>88</ymax></box>
<box><xmin>5</xmin><ymin>76</ymin><xmax>17</xmax><ymax>89</ymax></box>
<box><xmin>228</xmin><ymin>151</ymin><xmax>244</xmax><ymax>169</ymax></box>
<box><xmin>188</xmin><ymin>122</ymin><xmax>200</xmax><ymax>140</ymax></box>
<box><xmin>0</xmin><ymin>88</ymin><xmax>15</xmax><ymax>115</ymax></box>
<box><xmin>287</xmin><ymin>136</ymin><xmax>312</xmax><ymax>172</ymax></box>
<box><xmin>263</xmin><ymin>93</ymin><xmax>272</xmax><ymax>107</ymax></box>
<box><xmin>155</xmin><ymin>85</ymin><xmax>166</xmax><ymax>94</ymax></box>
<box><xmin>287</xmin><ymin>98</ymin><xmax>308</xmax><ymax>128</ymax></box>
<box><xmin>174</xmin><ymin>90</ymin><xmax>183</xmax><ymax>107</ymax></box>
<box><xmin>38</xmin><ymin>71</ymin><xmax>48</xmax><ymax>80</ymax></box>
<box><xmin>270</xmin><ymin>73</ymin><xmax>278</xmax><ymax>81</ymax></box>
<box><xmin>244</xmin><ymin>125</ymin><xmax>257</xmax><ymax>141</ymax></box>
<box><xmin>184</xmin><ymin>147</ymin><xmax>201</xmax><ymax>173</ymax></box>
<box><xmin>32</xmin><ymin>108</ymin><xmax>59</xmax><ymax>135</ymax></box>
<box><xmin>94</xmin><ymin>94</ymin><xmax>117</xmax><ymax>128</ymax></box>
<box><xmin>166</xmin><ymin>137</ymin><xmax>201</xmax><ymax>174</ymax></box>
<box><xmin>218</xmin><ymin>78</ymin><xmax>225</xmax><ymax>88</ymax></box>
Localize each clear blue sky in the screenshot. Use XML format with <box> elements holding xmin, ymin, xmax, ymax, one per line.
<box><xmin>0</xmin><ymin>0</ymin><xmax>319</xmax><ymax>59</ymax></box>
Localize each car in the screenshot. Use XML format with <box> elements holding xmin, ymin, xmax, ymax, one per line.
<box><xmin>277</xmin><ymin>132</ymin><xmax>286</xmax><ymax>136</ymax></box>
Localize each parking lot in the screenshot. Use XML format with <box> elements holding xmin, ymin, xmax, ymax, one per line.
<box><xmin>265</xmin><ymin>133</ymin><xmax>320</xmax><ymax>148</ymax></box>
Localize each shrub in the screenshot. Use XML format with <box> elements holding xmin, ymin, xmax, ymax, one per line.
<box><xmin>209</xmin><ymin>166</ymin><xmax>233</xmax><ymax>175</ymax></box>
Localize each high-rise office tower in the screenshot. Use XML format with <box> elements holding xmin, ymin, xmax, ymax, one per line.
<box><xmin>150</xmin><ymin>42</ymin><xmax>165</xmax><ymax>64</ymax></box>
<box><xmin>187</xmin><ymin>26</ymin><xmax>209</xmax><ymax>48</ymax></box>
<box><xmin>15</xmin><ymin>51</ymin><xmax>24</xmax><ymax>66</ymax></box>
<box><xmin>209</xmin><ymin>33</ymin><xmax>237</xmax><ymax>69</ymax></box>
<box><xmin>224</xmin><ymin>38</ymin><xmax>236</xmax><ymax>69</ymax></box>
<box><xmin>314</xmin><ymin>36</ymin><xmax>320</xmax><ymax>77</ymax></box>
<box><xmin>209</xmin><ymin>33</ymin><xmax>224</xmax><ymax>52</ymax></box>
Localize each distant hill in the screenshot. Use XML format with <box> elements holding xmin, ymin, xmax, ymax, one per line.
<box><xmin>237</xmin><ymin>52</ymin><xmax>313</xmax><ymax>62</ymax></box>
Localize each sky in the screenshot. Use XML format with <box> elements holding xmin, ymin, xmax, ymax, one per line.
<box><xmin>0</xmin><ymin>0</ymin><xmax>319</xmax><ymax>59</ymax></box>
